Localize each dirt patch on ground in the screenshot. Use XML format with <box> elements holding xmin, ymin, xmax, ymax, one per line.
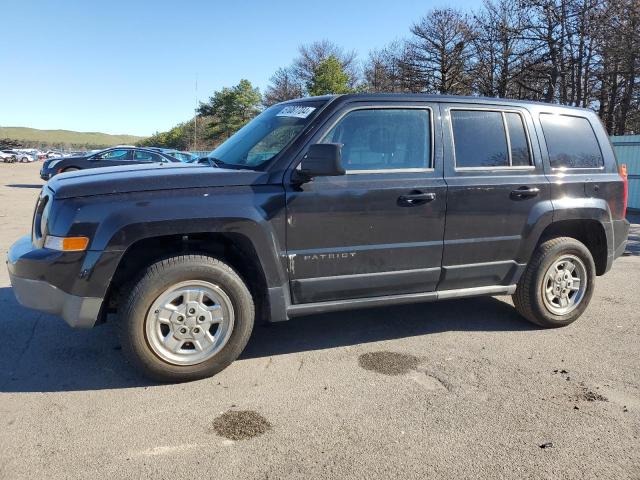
<box><xmin>578</xmin><ymin>388</ymin><xmax>608</xmax><ymax>402</ymax></box>
<box><xmin>358</xmin><ymin>351</ymin><xmax>420</xmax><ymax>375</ymax></box>
<box><xmin>210</xmin><ymin>410</ymin><xmax>272</xmax><ymax>440</ymax></box>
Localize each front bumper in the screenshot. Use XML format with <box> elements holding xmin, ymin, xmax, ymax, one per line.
<box><xmin>7</xmin><ymin>235</ymin><xmax>103</xmax><ymax>328</ymax></box>
<box><xmin>40</xmin><ymin>169</ymin><xmax>52</xmax><ymax>180</ymax></box>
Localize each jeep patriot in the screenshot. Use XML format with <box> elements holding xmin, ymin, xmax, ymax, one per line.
<box><xmin>7</xmin><ymin>94</ymin><xmax>630</xmax><ymax>382</ymax></box>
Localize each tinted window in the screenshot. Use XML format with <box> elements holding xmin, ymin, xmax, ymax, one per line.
<box><xmin>452</xmin><ymin>110</ymin><xmax>508</xmax><ymax>167</ymax></box>
<box><xmin>322</xmin><ymin>109</ymin><xmax>431</xmax><ymax>170</ymax></box>
<box><xmin>97</xmin><ymin>149</ymin><xmax>129</xmax><ymax>160</ymax></box>
<box><xmin>540</xmin><ymin>114</ymin><xmax>603</xmax><ymax>168</ymax></box>
<box><xmin>134</xmin><ymin>150</ymin><xmax>162</xmax><ymax>162</ymax></box>
<box><xmin>505</xmin><ymin>112</ymin><xmax>531</xmax><ymax>166</ymax></box>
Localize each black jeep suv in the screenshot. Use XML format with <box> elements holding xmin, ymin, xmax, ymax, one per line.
<box><xmin>8</xmin><ymin>94</ymin><xmax>629</xmax><ymax>382</ymax></box>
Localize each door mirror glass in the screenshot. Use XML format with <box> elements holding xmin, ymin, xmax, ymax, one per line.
<box><xmin>299</xmin><ymin>144</ymin><xmax>345</xmax><ymax>178</ymax></box>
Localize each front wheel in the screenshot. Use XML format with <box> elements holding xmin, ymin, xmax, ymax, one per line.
<box><xmin>513</xmin><ymin>237</ymin><xmax>595</xmax><ymax>328</ymax></box>
<box><xmin>118</xmin><ymin>255</ymin><xmax>255</xmax><ymax>382</ymax></box>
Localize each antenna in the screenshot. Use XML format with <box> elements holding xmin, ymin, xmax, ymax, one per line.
<box><xmin>194</xmin><ymin>74</ymin><xmax>198</xmax><ymax>151</ymax></box>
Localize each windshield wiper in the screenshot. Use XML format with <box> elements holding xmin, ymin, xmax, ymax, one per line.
<box><xmin>206</xmin><ymin>157</ymin><xmax>254</xmax><ymax>170</ymax></box>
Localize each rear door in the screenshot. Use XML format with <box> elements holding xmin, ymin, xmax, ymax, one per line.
<box><xmin>285</xmin><ymin>102</ymin><xmax>447</xmax><ymax>304</ymax></box>
<box><xmin>132</xmin><ymin>149</ymin><xmax>165</xmax><ymax>164</ymax></box>
<box><xmin>439</xmin><ymin>104</ymin><xmax>551</xmax><ymax>291</ymax></box>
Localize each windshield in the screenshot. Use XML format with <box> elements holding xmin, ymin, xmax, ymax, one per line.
<box><xmin>206</xmin><ymin>101</ymin><xmax>325</xmax><ymax>169</ymax></box>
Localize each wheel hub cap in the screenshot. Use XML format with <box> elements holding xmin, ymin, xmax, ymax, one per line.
<box><xmin>145</xmin><ymin>280</ymin><xmax>234</xmax><ymax>366</ymax></box>
<box><xmin>542</xmin><ymin>255</ymin><xmax>587</xmax><ymax>315</ymax></box>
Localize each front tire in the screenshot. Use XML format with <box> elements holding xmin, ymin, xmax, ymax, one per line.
<box><xmin>118</xmin><ymin>255</ymin><xmax>254</xmax><ymax>382</ymax></box>
<box><xmin>513</xmin><ymin>237</ymin><xmax>595</xmax><ymax>328</ymax></box>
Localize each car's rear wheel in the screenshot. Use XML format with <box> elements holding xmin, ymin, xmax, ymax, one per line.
<box><xmin>118</xmin><ymin>254</ymin><xmax>254</xmax><ymax>382</ymax></box>
<box><xmin>513</xmin><ymin>237</ymin><xmax>595</xmax><ymax>328</ymax></box>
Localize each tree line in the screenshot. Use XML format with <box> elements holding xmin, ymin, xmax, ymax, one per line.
<box><xmin>143</xmin><ymin>0</ymin><xmax>639</xmax><ymax>150</ymax></box>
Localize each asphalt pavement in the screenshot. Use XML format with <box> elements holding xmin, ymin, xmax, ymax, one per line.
<box><xmin>0</xmin><ymin>163</ymin><xmax>638</xmax><ymax>479</ymax></box>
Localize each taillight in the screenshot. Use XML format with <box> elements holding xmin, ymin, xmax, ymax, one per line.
<box><xmin>619</xmin><ymin>164</ymin><xmax>628</xmax><ymax>218</ymax></box>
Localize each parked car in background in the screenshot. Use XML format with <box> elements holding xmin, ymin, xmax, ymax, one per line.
<box><xmin>45</xmin><ymin>150</ymin><xmax>64</xmax><ymax>159</ymax></box>
<box><xmin>1</xmin><ymin>149</ymin><xmax>35</xmax><ymax>162</ymax></box>
<box><xmin>39</xmin><ymin>146</ymin><xmax>181</xmax><ymax>180</ymax></box>
<box><xmin>147</xmin><ymin>148</ymin><xmax>201</xmax><ymax>163</ymax></box>
<box><xmin>0</xmin><ymin>151</ymin><xmax>17</xmax><ymax>163</ymax></box>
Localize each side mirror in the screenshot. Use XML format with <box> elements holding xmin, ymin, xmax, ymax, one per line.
<box><xmin>299</xmin><ymin>144</ymin><xmax>345</xmax><ymax>178</ymax></box>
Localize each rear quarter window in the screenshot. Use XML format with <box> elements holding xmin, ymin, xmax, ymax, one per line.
<box><xmin>540</xmin><ymin>114</ymin><xmax>603</xmax><ymax>169</ymax></box>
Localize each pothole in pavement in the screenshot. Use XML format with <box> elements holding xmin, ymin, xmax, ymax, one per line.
<box><xmin>358</xmin><ymin>351</ymin><xmax>420</xmax><ymax>376</ymax></box>
<box><xmin>209</xmin><ymin>410</ymin><xmax>272</xmax><ymax>440</ymax></box>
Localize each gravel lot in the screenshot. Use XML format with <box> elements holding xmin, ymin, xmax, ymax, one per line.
<box><xmin>0</xmin><ymin>162</ymin><xmax>638</xmax><ymax>479</ymax></box>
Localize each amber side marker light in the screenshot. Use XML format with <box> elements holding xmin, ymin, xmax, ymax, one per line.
<box><xmin>619</xmin><ymin>164</ymin><xmax>628</xmax><ymax>218</ymax></box>
<box><xmin>44</xmin><ymin>236</ymin><xmax>90</xmax><ymax>251</ymax></box>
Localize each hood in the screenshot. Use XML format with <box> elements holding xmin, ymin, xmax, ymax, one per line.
<box><xmin>47</xmin><ymin>162</ymin><xmax>268</xmax><ymax>199</ymax></box>
<box><xmin>44</xmin><ymin>155</ymin><xmax>86</xmax><ymax>168</ymax></box>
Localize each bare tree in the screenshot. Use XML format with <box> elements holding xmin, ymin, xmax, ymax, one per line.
<box><xmin>263</xmin><ymin>67</ymin><xmax>304</xmax><ymax>106</ymax></box>
<box><xmin>409</xmin><ymin>8</ymin><xmax>475</xmax><ymax>94</ymax></box>
<box><xmin>293</xmin><ymin>40</ymin><xmax>359</xmax><ymax>88</ymax></box>
<box><xmin>469</xmin><ymin>0</ymin><xmax>535</xmax><ymax>97</ymax></box>
<box><xmin>363</xmin><ymin>41</ymin><xmax>424</xmax><ymax>92</ymax></box>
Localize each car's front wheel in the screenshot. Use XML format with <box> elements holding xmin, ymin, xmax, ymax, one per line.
<box><xmin>513</xmin><ymin>237</ymin><xmax>596</xmax><ymax>328</ymax></box>
<box><xmin>118</xmin><ymin>254</ymin><xmax>255</xmax><ymax>382</ymax></box>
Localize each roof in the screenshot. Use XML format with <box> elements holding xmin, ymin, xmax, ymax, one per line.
<box><xmin>283</xmin><ymin>93</ymin><xmax>593</xmax><ymax>113</ymax></box>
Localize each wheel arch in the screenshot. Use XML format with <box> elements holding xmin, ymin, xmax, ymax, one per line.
<box><xmin>104</xmin><ymin>231</ymin><xmax>273</xmax><ymax>324</ymax></box>
<box><xmin>536</xmin><ymin>219</ymin><xmax>608</xmax><ymax>275</ymax></box>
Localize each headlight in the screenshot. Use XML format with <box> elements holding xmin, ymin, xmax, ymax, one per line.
<box><xmin>48</xmin><ymin>160</ymin><xmax>61</xmax><ymax>169</ymax></box>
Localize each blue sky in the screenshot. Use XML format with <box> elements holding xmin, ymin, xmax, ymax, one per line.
<box><xmin>0</xmin><ymin>0</ymin><xmax>478</xmax><ymax>136</ymax></box>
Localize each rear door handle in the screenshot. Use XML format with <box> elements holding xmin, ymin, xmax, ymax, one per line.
<box><xmin>398</xmin><ymin>192</ymin><xmax>436</xmax><ymax>206</ymax></box>
<box><xmin>510</xmin><ymin>186</ymin><xmax>540</xmax><ymax>200</ymax></box>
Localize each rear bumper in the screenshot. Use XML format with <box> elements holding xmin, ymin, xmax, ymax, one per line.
<box><xmin>613</xmin><ymin>219</ymin><xmax>630</xmax><ymax>260</ymax></box>
<box><xmin>7</xmin><ymin>235</ymin><xmax>103</xmax><ymax>328</ymax></box>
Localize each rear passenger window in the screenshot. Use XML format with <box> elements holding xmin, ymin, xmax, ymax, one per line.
<box><xmin>451</xmin><ymin>110</ymin><xmax>532</xmax><ymax>168</ymax></box>
<box><xmin>540</xmin><ymin>114</ymin><xmax>603</xmax><ymax>169</ymax></box>
<box><xmin>134</xmin><ymin>151</ymin><xmax>162</xmax><ymax>162</ymax></box>
<box><xmin>322</xmin><ymin>109</ymin><xmax>431</xmax><ymax>171</ymax></box>
<box><xmin>505</xmin><ymin>113</ymin><xmax>531</xmax><ymax>166</ymax></box>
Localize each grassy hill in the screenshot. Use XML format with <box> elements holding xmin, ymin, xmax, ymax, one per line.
<box><xmin>0</xmin><ymin>126</ymin><xmax>146</xmax><ymax>149</ymax></box>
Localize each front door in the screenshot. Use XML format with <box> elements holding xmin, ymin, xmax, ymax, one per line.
<box><xmin>285</xmin><ymin>103</ymin><xmax>447</xmax><ymax>304</ymax></box>
<box><xmin>438</xmin><ymin>104</ymin><xmax>551</xmax><ymax>291</ymax></box>
<box><xmin>90</xmin><ymin>148</ymin><xmax>133</xmax><ymax>168</ymax></box>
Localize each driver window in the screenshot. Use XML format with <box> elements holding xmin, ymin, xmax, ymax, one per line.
<box><xmin>321</xmin><ymin>109</ymin><xmax>431</xmax><ymax>171</ymax></box>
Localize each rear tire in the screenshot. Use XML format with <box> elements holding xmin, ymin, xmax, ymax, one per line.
<box><xmin>513</xmin><ymin>237</ymin><xmax>595</xmax><ymax>328</ymax></box>
<box><xmin>118</xmin><ymin>254</ymin><xmax>254</xmax><ymax>382</ymax></box>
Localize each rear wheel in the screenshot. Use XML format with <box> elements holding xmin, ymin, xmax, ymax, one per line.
<box><xmin>118</xmin><ymin>255</ymin><xmax>254</xmax><ymax>382</ymax></box>
<box><xmin>513</xmin><ymin>237</ymin><xmax>595</xmax><ymax>328</ymax></box>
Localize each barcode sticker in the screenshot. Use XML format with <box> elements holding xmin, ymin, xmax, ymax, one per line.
<box><xmin>276</xmin><ymin>105</ymin><xmax>316</xmax><ymax>118</ymax></box>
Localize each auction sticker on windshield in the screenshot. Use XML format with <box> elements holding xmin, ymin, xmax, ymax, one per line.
<box><xmin>276</xmin><ymin>105</ymin><xmax>316</xmax><ymax>118</ymax></box>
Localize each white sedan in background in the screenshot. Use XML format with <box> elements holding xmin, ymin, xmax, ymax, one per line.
<box><xmin>0</xmin><ymin>151</ymin><xmax>17</xmax><ymax>163</ymax></box>
<box><xmin>5</xmin><ymin>150</ymin><xmax>36</xmax><ymax>162</ymax></box>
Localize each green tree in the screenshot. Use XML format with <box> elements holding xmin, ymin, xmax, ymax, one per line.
<box><xmin>306</xmin><ymin>55</ymin><xmax>353</xmax><ymax>96</ymax></box>
<box><xmin>197</xmin><ymin>79</ymin><xmax>262</xmax><ymax>143</ymax></box>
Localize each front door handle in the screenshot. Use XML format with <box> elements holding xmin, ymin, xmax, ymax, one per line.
<box><xmin>398</xmin><ymin>192</ymin><xmax>436</xmax><ymax>207</ymax></box>
<box><xmin>510</xmin><ymin>186</ymin><xmax>540</xmax><ymax>200</ymax></box>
